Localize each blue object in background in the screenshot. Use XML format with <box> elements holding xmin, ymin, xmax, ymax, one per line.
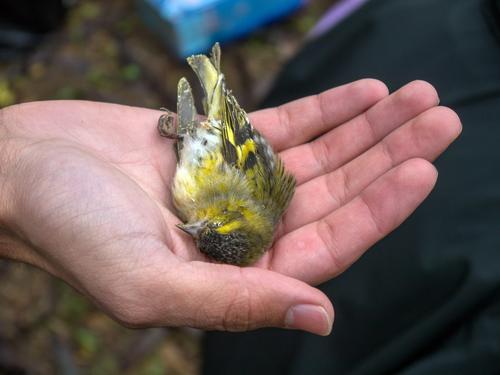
<box><xmin>136</xmin><ymin>0</ymin><xmax>306</xmax><ymax>58</ymax></box>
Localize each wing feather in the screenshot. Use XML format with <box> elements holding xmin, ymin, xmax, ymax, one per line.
<box><xmin>187</xmin><ymin>44</ymin><xmax>295</xmax><ymax>221</ymax></box>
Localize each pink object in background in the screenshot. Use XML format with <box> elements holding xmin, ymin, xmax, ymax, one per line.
<box><xmin>309</xmin><ymin>0</ymin><xmax>371</xmax><ymax>38</ymax></box>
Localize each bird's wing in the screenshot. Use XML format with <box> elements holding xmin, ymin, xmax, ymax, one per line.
<box><xmin>188</xmin><ymin>44</ymin><xmax>295</xmax><ymax>220</ymax></box>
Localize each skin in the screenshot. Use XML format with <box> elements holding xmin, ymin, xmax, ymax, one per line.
<box><xmin>0</xmin><ymin>80</ymin><xmax>461</xmax><ymax>335</ymax></box>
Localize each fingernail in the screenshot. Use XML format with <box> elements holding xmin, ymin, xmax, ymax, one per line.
<box><xmin>285</xmin><ymin>304</ymin><xmax>332</xmax><ymax>336</ymax></box>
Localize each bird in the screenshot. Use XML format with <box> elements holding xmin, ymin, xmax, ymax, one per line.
<box><xmin>158</xmin><ymin>43</ymin><xmax>296</xmax><ymax>266</ymax></box>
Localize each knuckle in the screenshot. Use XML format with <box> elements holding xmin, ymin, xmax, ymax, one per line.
<box><xmin>277</xmin><ymin>104</ymin><xmax>293</xmax><ymax>140</ymax></box>
<box><xmin>314</xmin><ymin>93</ymin><xmax>328</xmax><ymax>129</ymax></box>
<box><xmin>317</xmin><ymin>219</ymin><xmax>345</xmax><ymax>272</ymax></box>
<box><xmin>334</xmin><ymin>166</ymin><xmax>350</xmax><ymax>205</ymax></box>
<box><xmin>311</xmin><ymin>137</ymin><xmax>332</xmax><ymax>173</ymax></box>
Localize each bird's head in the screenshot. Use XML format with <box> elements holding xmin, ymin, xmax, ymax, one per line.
<box><xmin>177</xmin><ymin>207</ymin><xmax>272</xmax><ymax>266</ymax></box>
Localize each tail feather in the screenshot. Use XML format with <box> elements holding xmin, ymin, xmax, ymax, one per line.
<box><xmin>210</xmin><ymin>43</ymin><xmax>221</xmax><ymax>71</ymax></box>
<box><xmin>187</xmin><ymin>44</ymin><xmax>224</xmax><ymax>118</ymax></box>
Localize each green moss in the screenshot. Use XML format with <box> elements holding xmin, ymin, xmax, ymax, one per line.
<box><xmin>54</xmin><ymin>86</ymin><xmax>82</xmax><ymax>99</ymax></box>
<box><xmin>57</xmin><ymin>284</ymin><xmax>91</xmax><ymax>322</ymax></box>
<box><xmin>0</xmin><ymin>79</ymin><xmax>16</xmax><ymax>107</ymax></box>
<box><xmin>137</xmin><ymin>355</ymin><xmax>166</xmax><ymax>375</ymax></box>
<box><xmin>79</xmin><ymin>2</ymin><xmax>101</xmax><ymax>20</ymax></box>
<box><xmin>75</xmin><ymin>327</ymin><xmax>99</xmax><ymax>357</ymax></box>
<box><xmin>121</xmin><ymin>64</ymin><xmax>141</xmax><ymax>81</ymax></box>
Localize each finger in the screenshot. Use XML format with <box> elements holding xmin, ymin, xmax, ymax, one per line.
<box><xmin>250</xmin><ymin>79</ymin><xmax>389</xmax><ymax>151</ymax></box>
<box><xmin>130</xmin><ymin>262</ymin><xmax>334</xmax><ymax>336</ymax></box>
<box><xmin>281</xmin><ymin>80</ymin><xmax>440</xmax><ymax>185</ymax></box>
<box><xmin>281</xmin><ymin>106</ymin><xmax>461</xmax><ymax>234</ymax></box>
<box><xmin>272</xmin><ymin>158</ymin><xmax>438</xmax><ymax>285</ymax></box>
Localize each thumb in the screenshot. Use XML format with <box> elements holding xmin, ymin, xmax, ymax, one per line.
<box><xmin>144</xmin><ymin>262</ymin><xmax>334</xmax><ymax>336</ymax></box>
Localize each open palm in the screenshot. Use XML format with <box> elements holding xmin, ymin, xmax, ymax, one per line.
<box><xmin>0</xmin><ymin>79</ymin><xmax>460</xmax><ymax>335</ymax></box>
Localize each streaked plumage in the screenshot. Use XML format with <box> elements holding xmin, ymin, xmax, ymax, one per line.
<box><xmin>159</xmin><ymin>43</ymin><xmax>295</xmax><ymax>266</ymax></box>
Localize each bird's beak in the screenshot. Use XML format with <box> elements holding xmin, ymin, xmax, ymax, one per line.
<box><xmin>176</xmin><ymin>221</ymin><xmax>205</xmax><ymax>238</ymax></box>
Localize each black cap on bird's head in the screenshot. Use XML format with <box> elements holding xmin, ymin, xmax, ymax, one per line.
<box><xmin>176</xmin><ymin>220</ymin><xmax>264</xmax><ymax>266</ymax></box>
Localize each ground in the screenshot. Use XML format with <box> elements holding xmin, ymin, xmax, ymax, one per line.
<box><xmin>0</xmin><ymin>0</ymin><xmax>333</xmax><ymax>373</ymax></box>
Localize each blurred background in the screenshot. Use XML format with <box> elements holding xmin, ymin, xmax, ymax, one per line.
<box><xmin>3</xmin><ymin>1</ymin><xmax>500</xmax><ymax>374</ymax></box>
<box><xmin>0</xmin><ymin>0</ymin><xmax>337</xmax><ymax>373</ymax></box>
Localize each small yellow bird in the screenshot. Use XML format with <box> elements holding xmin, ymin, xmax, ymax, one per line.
<box><xmin>159</xmin><ymin>43</ymin><xmax>295</xmax><ymax>266</ymax></box>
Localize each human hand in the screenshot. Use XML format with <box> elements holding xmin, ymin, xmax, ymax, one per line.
<box><xmin>0</xmin><ymin>80</ymin><xmax>461</xmax><ymax>335</ymax></box>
